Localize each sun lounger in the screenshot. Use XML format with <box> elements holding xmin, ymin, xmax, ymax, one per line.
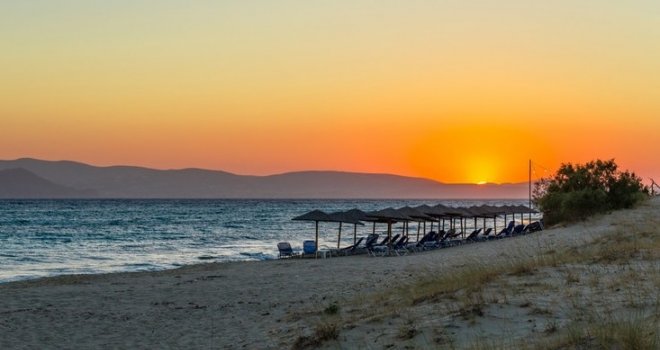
<box><xmin>478</xmin><ymin>227</ymin><xmax>493</xmax><ymax>241</ymax></box>
<box><xmin>424</xmin><ymin>230</ymin><xmax>453</xmax><ymax>249</ymax></box>
<box><xmin>364</xmin><ymin>233</ymin><xmax>379</xmax><ymax>248</ymax></box>
<box><xmin>492</xmin><ymin>221</ymin><xmax>516</xmax><ymax>239</ymax></box>
<box><xmin>277</xmin><ymin>242</ymin><xmax>295</xmax><ymax>258</ymax></box>
<box><xmin>406</xmin><ymin>231</ymin><xmax>437</xmax><ymax>251</ymax></box>
<box><xmin>302</xmin><ymin>240</ymin><xmax>317</xmax><ymax>255</ymax></box>
<box><xmin>443</xmin><ymin>229</ymin><xmax>464</xmax><ymax>246</ymax></box>
<box><xmin>523</xmin><ymin>221</ymin><xmax>543</xmax><ymax>233</ymax></box>
<box><xmin>393</xmin><ymin>236</ymin><xmax>410</xmax><ymax>256</ymax></box>
<box><xmin>512</xmin><ymin>224</ymin><xmax>526</xmax><ymax>235</ymax></box>
<box><xmin>466</xmin><ymin>228</ymin><xmax>482</xmax><ymax>242</ymax></box>
<box><xmin>340</xmin><ymin>237</ymin><xmax>365</xmax><ymax>255</ymax></box>
<box><xmin>369</xmin><ymin>233</ymin><xmax>401</xmax><ymax>256</ymax></box>
<box><xmin>376</xmin><ymin>233</ymin><xmax>399</xmax><ymax>247</ymax></box>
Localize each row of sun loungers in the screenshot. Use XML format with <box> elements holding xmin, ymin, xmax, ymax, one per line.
<box><xmin>277</xmin><ymin>220</ymin><xmax>544</xmax><ymax>258</ymax></box>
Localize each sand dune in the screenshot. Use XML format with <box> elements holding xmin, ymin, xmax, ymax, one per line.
<box><xmin>1</xmin><ymin>199</ymin><xmax>658</xmax><ymax>349</ymax></box>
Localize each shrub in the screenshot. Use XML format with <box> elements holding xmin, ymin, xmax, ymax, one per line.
<box><xmin>292</xmin><ymin>322</ymin><xmax>339</xmax><ymax>350</ymax></box>
<box><xmin>323</xmin><ymin>303</ymin><xmax>339</xmax><ymax>315</ymax></box>
<box><xmin>534</xmin><ymin>159</ymin><xmax>647</xmax><ymax>225</ymax></box>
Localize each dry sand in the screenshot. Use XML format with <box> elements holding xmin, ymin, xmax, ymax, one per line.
<box><xmin>1</xmin><ymin>198</ymin><xmax>659</xmax><ymax>349</ymax></box>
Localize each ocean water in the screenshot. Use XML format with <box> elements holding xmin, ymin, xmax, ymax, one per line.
<box><xmin>0</xmin><ymin>199</ymin><xmax>533</xmax><ymax>283</ymax></box>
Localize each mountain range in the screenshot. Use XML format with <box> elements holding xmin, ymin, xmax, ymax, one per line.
<box><xmin>0</xmin><ymin>158</ymin><xmax>529</xmax><ymax>199</ymax></box>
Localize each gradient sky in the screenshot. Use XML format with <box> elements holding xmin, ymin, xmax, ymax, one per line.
<box><xmin>2</xmin><ymin>1</ymin><xmax>659</xmax><ymax>184</ymax></box>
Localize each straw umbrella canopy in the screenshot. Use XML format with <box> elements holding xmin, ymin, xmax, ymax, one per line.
<box><xmin>413</xmin><ymin>204</ymin><xmax>436</xmax><ymax>234</ymax></box>
<box><xmin>449</xmin><ymin>207</ymin><xmax>476</xmax><ymax>238</ymax></box>
<box><xmin>397</xmin><ymin>205</ymin><xmax>434</xmax><ymax>241</ymax></box>
<box><xmin>396</xmin><ymin>206</ymin><xmax>434</xmax><ymax>238</ymax></box>
<box><xmin>414</xmin><ymin>204</ymin><xmax>435</xmax><ymax>214</ymax></box>
<box><xmin>513</xmin><ymin>204</ymin><xmax>538</xmax><ymax>224</ymax></box>
<box><xmin>428</xmin><ymin>203</ymin><xmax>454</xmax><ymax>216</ymax></box>
<box><xmin>438</xmin><ymin>206</ymin><xmax>469</xmax><ymax>233</ymax></box>
<box><xmin>419</xmin><ymin>203</ymin><xmax>455</xmax><ymax>231</ymax></box>
<box><xmin>514</xmin><ymin>205</ymin><xmax>538</xmax><ymax>214</ymax></box>
<box><xmin>328</xmin><ymin>209</ymin><xmax>366</xmax><ymax>248</ymax></box>
<box><xmin>292</xmin><ymin>210</ymin><xmax>335</xmax><ymax>252</ymax></box>
<box><xmin>471</xmin><ymin>204</ymin><xmax>504</xmax><ymax>231</ymax></box>
<box><xmin>467</xmin><ymin>205</ymin><xmax>491</xmax><ymax>231</ymax></box>
<box><xmin>397</xmin><ymin>206</ymin><xmax>434</xmax><ymax>221</ymax></box>
<box><xmin>366</xmin><ymin>208</ymin><xmax>411</xmax><ymax>248</ymax></box>
<box><xmin>497</xmin><ymin>205</ymin><xmax>520</xmax><ymax>228</ymax></box>
<box><xmin>499</xmin><ymin>205</ymin><xmax>518</xmax><ymax>214</ymax></box>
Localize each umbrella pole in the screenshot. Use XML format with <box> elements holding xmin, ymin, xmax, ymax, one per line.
<box><xmin>483</xmin><ymin>217</ymin><xmax>486</xmax><ymax>230</ymax></box>
<box><xmin>416</xmin><ymin>222</ymin><xmax>421</xmax><ymax>241</ymax></box>
<box><xmin>353</xmin><ymin>224</ymin><xmax>357</xmax><ymax>245</ymax></box>
<box><xmin>388</xmin><ymin>222</ymin><xmax>392</xmax><ymax>255</ymax></box>
<box><xmin>430</xmin><ymin>221</ymin><xmax>434</xmax><ymax>232</ymax></box>
<box><xmin>442</xmin><ymin>218</ymin><xmax>445</xmax><ymax>231</ymax></box>
<box><xmin>315</xmin><ymin>221</ymin><xmax>319</xmax><ymax>258</ymax></box>
<box><xmin>494</xmin><ymin>215</ymin><xmax>497</xmax><ymax>233</ymax></box>
<box><xmin>337</xmin><ymin>222</ymin><xmax>342</xmax><ymax>249</ymax></box>
<box><xmin>402</xmin><ymin>222</ymin><xmax>406</xmax><ymax>236</ymax></box>
<box><xmin>372</xmin><ymin>222</ymin><xmax>376</xmax><ymax>234</ymax></box>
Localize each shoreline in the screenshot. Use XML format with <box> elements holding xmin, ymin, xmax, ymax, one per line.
<box><xmin>1</xmin><ymin>198</ymin><xmax>657</xmax><ymax>349</ymax></box>
<box><xmin>0</xmin><ymin>198</ymin><xmax>532</xmax><ymax>285</ymax></box>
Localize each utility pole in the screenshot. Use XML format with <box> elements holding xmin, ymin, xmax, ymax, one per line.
<box><xmin>529</xmin><ymin>159</ymin><xmax>532</xmax><ymax>223</ymax></box>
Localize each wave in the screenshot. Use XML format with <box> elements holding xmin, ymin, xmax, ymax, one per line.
<box><xmin>239</xmin><ymin>252</ymin><xmax>274</xmax><ymax>261</ymax></box>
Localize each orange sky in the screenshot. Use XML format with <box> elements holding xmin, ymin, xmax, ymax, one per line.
<box><xmin>1</xmin><ymin>1</ymin><xmax>659</xmax><ymax>184</ymax></box>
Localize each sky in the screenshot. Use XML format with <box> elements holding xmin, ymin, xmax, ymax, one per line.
<box><xmin>1</xmin><ymin>1</ymin><xmax>659</xmax><ymax>184</ymax></box>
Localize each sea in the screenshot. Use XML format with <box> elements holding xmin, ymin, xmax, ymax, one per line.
<box><xmin>0</xmin><ymin>199</ymin><xmax>532</xmax><ymax>283</ymax></box>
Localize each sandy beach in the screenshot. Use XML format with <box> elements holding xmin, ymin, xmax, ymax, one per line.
<box><xmin>1</xmin><ymin>198</ymin><xmax>659</xmax><ymax>349</ymax></box>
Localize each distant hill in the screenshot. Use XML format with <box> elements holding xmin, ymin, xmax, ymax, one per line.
<box><xmin>0</xmin><ymin>168</ymin><xmax>97</xmax><ymax>198</ymax></box>
<box><xmin>0</xmin><ymin>158</ymin><xmax>528</xmax><ymax>199</ymax></box>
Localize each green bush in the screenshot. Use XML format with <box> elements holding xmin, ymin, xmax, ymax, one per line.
<box><xmin>534</xmin><ymin>159</ymin><xmax>648</xmax><ymax>225</ymax></box>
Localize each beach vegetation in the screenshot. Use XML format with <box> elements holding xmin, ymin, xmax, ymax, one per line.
<box><xmin>292</xmin><ymin>321</ymin><xmax>339</xmax><ymax>350</ymax></box>
<box><xmin>323</xmin><ymin>302</ymin><xmax>339</xmax><ymax>315</ymax></box>
<box><xmin>326</xmin><ymin>205</ymin><xmax>659</xmax><ymax>349</ymax></box>
<box><xmin>397</xmin><ymin>318</ymin><xmax>418</xmax><ymax>340</ymax></box>
<box><xmin>534</xmin><ymin>159</ymin><xmax>648</xmax><ymax>225</ymax></box>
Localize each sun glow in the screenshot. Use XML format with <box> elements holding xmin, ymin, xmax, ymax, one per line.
<box><xmin>477</xmin><ymin>181</ymin><xmax>487</xmax><ymax>185</ymax></box>
<box><xmin>1</xmin><ymin>2</ymin><xmax>659</xmax><ymax>183</ymax></box>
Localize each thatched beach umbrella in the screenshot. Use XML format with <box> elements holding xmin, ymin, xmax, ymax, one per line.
<box><xmin>329</xmin><ymin>209</ymin><xmax>366</xmax><ymax>248</ymax></box>
<box><xmin>473</xmin><ymin>204</ymin><xmax>504</xmax><ymax>232</ymax></box>
<box><xmin>292</xmin><ymin>210</ymin><xmax>334</xmax><ymax>253</ymax></box>
<box><xmin>422</xmin><ymin>204</ymin><xmax>454</xmax><ymax>231</ymax></box>
<box><xmin>513</xmin><ymin>205</ymin><xmax>538</xmax><ymax>224</ymax></box>
<box><xmin>441</xmin><ymin>206</ymin><xmax>471</xmax><ymax>235</ymax></box>
<box><xmin>366</xmin><ymin>208</ymin><xmax>411</xmax><ymax>250</ymax></box>
<box><xmin>413</xmin><ymin>204</ymin><xmax>437</xmax><ymax>237</ymax></box>
<box><xmin>396</xmin><ymin>206</ymin><xmax>434</xmax><ymax>239</ymax></box>
<box><xmin>452</xmin><ymin>207</ymin><xmax>477</xmax><ymax>238</ymax></box>
<box><xmin>496</xmin><ymin>205</ymin><xmax>517</xmax><ymax>228</ymax></box>
<box><xmin>468</xmin><ymin>205</ymin><xmax>488</xmax><ymax>230</ymax></box>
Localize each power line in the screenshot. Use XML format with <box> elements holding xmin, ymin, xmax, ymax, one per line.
<box><xmin>530</xmin><ymin>160</ymin><xmax>552</xmax><ymax>180</ymax></box>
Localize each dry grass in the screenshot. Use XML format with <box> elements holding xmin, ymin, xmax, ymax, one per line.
<box><xmin>591</xmin><ymin>314</ymin><xmax>659</xmax><ymax>350</ymax></box>
<box><xmin>294</xmin><ymin>199</ymin><xmax>660</xmax><ymax>349</ymax></box>
<box><xmin>292</xmin><ymin>321</ymin><xmax>339</xmax><ymax>350</ymax></box>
